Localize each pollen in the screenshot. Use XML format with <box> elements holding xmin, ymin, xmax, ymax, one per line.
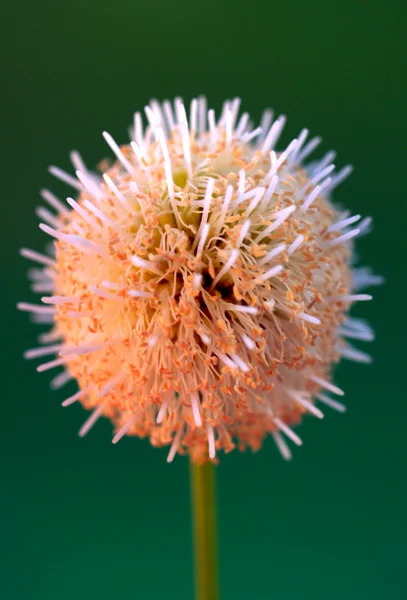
<box><xmin>19</xmin><ymin>97</ymin><xmax>383</xmax><ymax>463</ymax></box>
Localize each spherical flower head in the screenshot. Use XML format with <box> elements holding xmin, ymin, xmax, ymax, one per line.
<box><xmin>19</xmin><ymin>97</ymin><xmax>382</xmax><ymax>463</ymax></box>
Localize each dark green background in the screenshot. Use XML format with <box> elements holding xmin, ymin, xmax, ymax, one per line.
<box><xmin>1</xmin><ymin>1</ymin><xmax>406</xmax><ymax>599</ymax></box>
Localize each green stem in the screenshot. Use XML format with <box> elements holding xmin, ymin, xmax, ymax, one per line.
<box><xmin>190</xmin><ymin>461</ymin><xmax>219</xmax><ymax>600</ymax></box>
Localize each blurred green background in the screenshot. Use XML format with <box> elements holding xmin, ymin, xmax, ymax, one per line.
<box><xmin>1</xmin><ymin>1</ymin><xmax>406</xmax><ymax>599</ymax></box>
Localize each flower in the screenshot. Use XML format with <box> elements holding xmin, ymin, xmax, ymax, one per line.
<box><xmin>18</xmin><ymin>97</ymin><xmax>382</xmax><ymax>463</ymax></box>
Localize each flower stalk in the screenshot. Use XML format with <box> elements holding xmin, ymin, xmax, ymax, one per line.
<box><xmin>190</xmin><ymin>461</ymin><xmax>219</xmax><ymax>600</ymax></box>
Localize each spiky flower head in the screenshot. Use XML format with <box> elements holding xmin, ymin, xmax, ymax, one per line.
<box><xmin>18</xmin><ymin>97</ymin><xmax>382</xmax><ymax>463</ymax></box>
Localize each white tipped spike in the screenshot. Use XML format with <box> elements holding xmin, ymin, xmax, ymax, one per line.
<box><xmin>327</xmin><ymin>165</ymin><xmax>353</xmax><ymax>190</ymax></box>
<box><xmin>272</xmin><ymin>431</ymin><xmax>292</xmax><ymax>460</ymax></box>
<box><xmin>299</xmin><ymin>312</ymin><xmax>321</xmax><ymax>325</ymax></box>
<box><xmin>258</xmin><ymin>109</ymin><xmax>274</xmax><ymax>142</ymax></box>
<box><xmin>157</xmin><ymin>398</ymin><xmax>169</xmax><ymax>424</ymax></box>
<box><xmin>20</xmin><ymin>248</ymin><xmax>56</xmax><ymax>267</ymax></box>
<box><xmin>261</xmin><ymin>116</ymin><xmax>286</xmax><ymax>153</ymax></box>
<box><xmin>59</xmin><ymin>343</ymin><xmax>106</xmax><ymax>357</ymax></box>
<box><xmin>112</xmin><ymin>415</ymin><xmax>137</xmax><ymax>444</ymax></box>
<box><xmin>190</xmin><ymin>393</ymin><xmax>202</xmax><ymax>427</ymax></box>
<box><xmin>309</xmin><ymin>375</ymin><xmax>344</xmax><ymax>397</ymax></box>
<box><xmin>49</xmin><ymin>166</ymin><xmax>82</xmax><ymax>190</ymax></box>
<box><xmin>207</xmin><ymin>424</ymin><xmax>216</xmax><ymax>459</ymax></box>
<box><xmin>103</xmin><ymin>131</ymin><xmax>136</xmax><ymax>175</ymax></box>
<box><xmin>198</xmin><ymin>96</ymin><xmax>207</xmax><ymax>134</ymax></box>
<box><xmin>274</xmin><ymin>418</ymin><xmax>303</xmax><ymax>446</ymax></box>
<box><xmin>333</xmin><ymin>294</ymin><xmax>372</xmax><ymax>303</ymax></box>
<box><xmin>326</xmin><ymin>228</ymin><xmax>360</xmax><ymax>247</ymax></box>
<box><xmin>327</xmin><ymin>214</ymin><xmax>361</xmax><ymax>233</ymax></box>
<box><xmin>35</xmin><ymin>207</ymin><xmax>59</xmax><ymax>228</ymax></box>
<box><xmin>17</xmin><ymin>302</ymin><xmax>56</xmax><ymax>315</ymax></box>
<box><xmin>131</xmin><ymin>255</ymin><xmax>162</xmax><ymax>275</ymax></box>
<box><xmin>40</xmin><ymin>189</ymin><xmax>70</xmax><ymax>216</ymax></box>
<box><xmin>290</xmin><ymin>392</ymin><xmax>324</xmax><ymax>419</ymax></box>
<box><xmin>24</xmin><ymin>344</ymin><xmax>64</xmax><ymax>359</ymax></box>
<box><xmin>300</xmin><ymin>177</ymin><xmax>332</xmax><ymax>212</ymax></box>
<box><xmin>297</xmin><ymin>136</ymin><xmax>322</xmax><ymax>162</ymax></box>
<box><xmin>310</xmin><ymin>163</ymin><xmax>335</xmax><ymax>185</ymax></box>
<box><xmin>242</xmin><ymin>334</ymin><xmax>256</xmax><ymax>350</ymax></box>
<box><xmin>255</xmin><ymin>264</ymin><xmax>283</xmax><ymax>284</ymax></box>
<box><xmin>211</xmin><ymin>248</ymin><xmax>239</xmax><ymax>287</ymax></box>
<box><xmin>338</xmin><ymin>344</ymin><xmax>372</xmax><ymax>364</ymax></box>
<box><xmin>70</xmin><ymin>150</ymin><xmax>88</xmax><ymax>173</ymax></box>
<box><xmin>196</xmin><ymin>222</ymin><xmax>210</xmax><ymax>258</ymax></box>
<box><xmin>37</xmin><ymin>357</ymin><xmax>67</xmax><ymax>373</ymax></box>
<box><xmin>62</xmin><ymin>388</ymin><xmax>88</xmax><ymax>407</ymax></box>
<box><xmin>287</xmin><ymin>235</ymin><xmax>304</xmax><ymax>255</ymax></box>
<box><xmin>316</xmin><ymin>393</ymin><xmax>346</xmax><ymax>413</ymax></box>
<box><xmin>50</xmin><ymin>371</ymin><xmax>73</xmax><ymax>390</ymax></box>
<box><xmin>193</xmin><ymin>177</ymin><xmax>214</xmax><ymax>243</ymax></box>
<box><xmin>230</xmin><ymin>354</ymin><xmax>249</xmax><ymax>373</ymax></box>
<box><xmin>167</xmin><ymin>429</ymin><xmax>183</xmax><ymax>463</ymax></box>
<box><xmin>289</xmin><ymin>128</ymin><xmax>308</xmax><ymax>163</ymax></box>
<box><xmin>236</xmin><ymin>219</ymin><xmax>251</xmax><ymax>248</ymax></box>
<box><xmin>78</xmin><ymin>404</ymin><xmax>105</xmax><ymax>437</ymax></box>
<box><xmin>242</xmin><ymin>127</ymin><xmax>263</xmax><ymax>143</ymax></box>
<box><xmin>258</xmin><ymin>243</ymin><xmax>286</xmax><ymax>266</ymax></box>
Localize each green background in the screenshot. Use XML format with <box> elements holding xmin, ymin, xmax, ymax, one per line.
<box><xmin>1</xmin><ymin>1</ymin><xmax>406</xmax><ymax>598</ymax></box>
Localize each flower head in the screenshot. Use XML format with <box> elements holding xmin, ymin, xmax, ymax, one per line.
<box><xmin>18</xmin><ymin>97</ymin><xmax>382</xmax><ymax>463</ymax></box>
